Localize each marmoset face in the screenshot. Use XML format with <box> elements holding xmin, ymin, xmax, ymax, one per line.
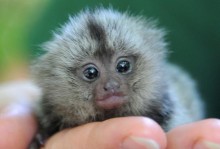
<box><xmin>33</xmin><ymin>8</ymin><xmax>170</xmax><ymax>129</ymax></box>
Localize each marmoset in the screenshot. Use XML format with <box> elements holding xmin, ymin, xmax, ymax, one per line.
<box><xmin>31</xmin><ymin>8</ymin><xmax>204</xmax><ymax>145</ymax></box>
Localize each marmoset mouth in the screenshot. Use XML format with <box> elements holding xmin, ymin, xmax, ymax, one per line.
<box><xmin>96</xmin><ymin>93</ymin><xmax>127</xmax><ymax>110</ymax></box>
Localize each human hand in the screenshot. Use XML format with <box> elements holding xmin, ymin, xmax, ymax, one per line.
<box><xmin>167</xmin><ymin>119</ymin><xmax>220</xmax><ymax>149</ymax></box>
<box><xmin>41</xmin><ymin>118</ymin><xmax>220</xmax><ymax>149</ymax></box>
<box><xmin>0</xmin><ymin>81</ymin><xmax>220</xmax><ymax>149</ymax></box>
<box><xmin>0</xmin><ymin>81</ymin><xmax>40</xmax><ymax>149</ymax></box>
<box><xmin>42</xmin><ymin>117</ymin><xmax>166</xmax><ymax>149</ymax></box>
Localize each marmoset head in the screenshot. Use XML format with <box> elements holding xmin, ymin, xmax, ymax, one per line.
<box><xmin>32</xmin><ymin>8</ymin><xmax>170</xmax><ymax>131</ymax></box>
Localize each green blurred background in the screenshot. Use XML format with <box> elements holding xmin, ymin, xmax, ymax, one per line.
<box><xmin>0</xmin><ymin>0</ymin><xmax>219</xmax><ymax>118</ymax></box>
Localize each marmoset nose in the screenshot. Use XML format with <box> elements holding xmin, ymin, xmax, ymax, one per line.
<box><xmin>104</xmin><ymin>79</ymin><xmax>120</xmax><ymax>92</ymax></box>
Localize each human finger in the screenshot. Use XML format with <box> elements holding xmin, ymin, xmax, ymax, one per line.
<box><xmin>43</xmin><ymin>117</ymin><xmax>167</xmax><ymax>149</ymax></box>
<box><xmin>167</xmin><ymin>119</ymin><xmax>220</xmax><ymax>149</ymax></box>
<box><xmin>0</xmin><ymin>81</ymin><xmax>41</xmax><ymax>149</ymax></box>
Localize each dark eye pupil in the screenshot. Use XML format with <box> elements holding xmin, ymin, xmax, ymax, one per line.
<box><xmin>117</xmin><ymin>60</ymin><xmax>130</xmax><ymax>73</ymax></box>
<box><xmin>84</xmin><ymin>67</ymin><xmax>98</xmax><ymax>80</ymax></box>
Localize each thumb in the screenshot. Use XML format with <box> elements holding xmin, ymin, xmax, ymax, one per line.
<box><xmin>0</xmin><ymin>81</ymin><xmax>41</xmax><ymax>149</ymax></box>
<box><xmin>43</xmin><ymin>117</ymin><xmax>166</xmax><ymax>149</ymax></box>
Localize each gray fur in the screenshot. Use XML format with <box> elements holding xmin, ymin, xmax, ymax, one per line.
<box><xmin>31</xmin><ymin>8</ymin><xmax>204</xmax><ymax>143</ymax></box>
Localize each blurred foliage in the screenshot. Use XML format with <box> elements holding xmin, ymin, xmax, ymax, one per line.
<box><xmin>0</xmin><ymin>0</ymin><xmax>219</xmax><ymax>117</ymax></box>
<box><xmin>0</xmin><ymin>0</ymin><xmax>50</xmax><ymax>81</ymax></box>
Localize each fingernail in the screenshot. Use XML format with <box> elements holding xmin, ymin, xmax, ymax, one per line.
<box><xmin>0</xmin><ymin>102</ymin><xmax>32</xmax><ymax>117</ymax></box>
<box><xmin>121</xmin><ymin>136</ymin><xmax>159</xmax><ymax>149</ymax></box>
<box><xmin>194</xmin><ymin>140</ymin><xmax>220</xmax><ymax>149</ymax></box>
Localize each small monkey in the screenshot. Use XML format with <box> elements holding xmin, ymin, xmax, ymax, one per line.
<box><xmin>31</xmin><ymin>8</ymin><xmax>204</xmax><ymax>147</ymax></box>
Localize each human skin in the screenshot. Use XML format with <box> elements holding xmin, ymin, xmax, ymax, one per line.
<box><xmin>0</xmin><ymin>81</ymin><xmax>220</xmax><ymax>149</ymax></box>
<box><xmin>0</xmin><ymin>81</ymin><xmax>39</xmax><ymax>149</ymax></box>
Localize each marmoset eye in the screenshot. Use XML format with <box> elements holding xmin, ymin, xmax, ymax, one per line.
<box><xmin>116</xmin><ymin>60</ymin><xmax>131</xmax><ymax>74</ymax></box>
<box><xmin>83</xmin><ymin>66</ymin><xmax>99</xmax><ymax>81</ymax></box>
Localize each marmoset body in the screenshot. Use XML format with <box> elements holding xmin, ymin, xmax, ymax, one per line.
<box><xmin>31</xmin><ymin>8</ymin><xmax>204</xmax><ymax>143</ymax></box>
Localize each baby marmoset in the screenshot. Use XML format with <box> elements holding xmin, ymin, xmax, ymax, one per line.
<box><xmin>31</xmin><ymin>8</ymin><xmax>204</xmax><ymax>140</ymax></box>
